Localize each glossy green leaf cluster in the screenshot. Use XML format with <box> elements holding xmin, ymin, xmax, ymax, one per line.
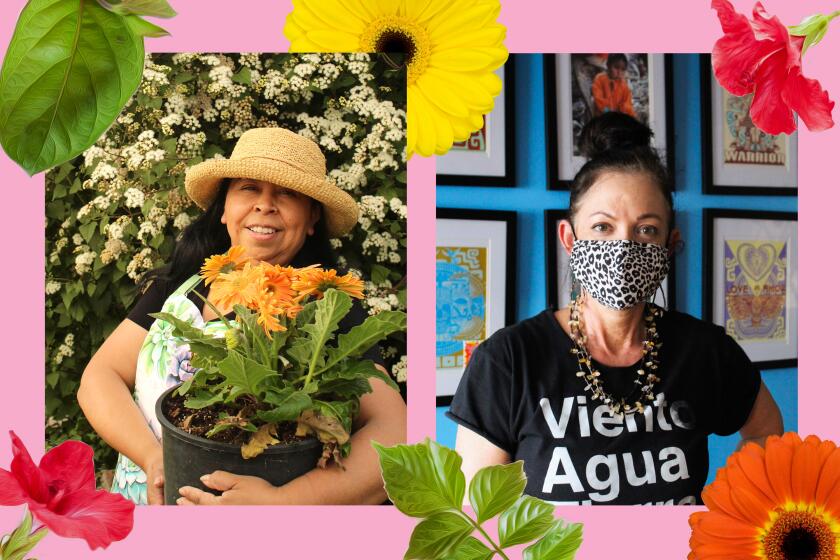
<box><xmin>374</xmin><ymin>440</ymin><xmax>584</xmax><ymax>560</ymax></box>
<box><xmin>0</xmin><ymin>0</ymin><xmax>174</xmax><ymax>175</ymax></box>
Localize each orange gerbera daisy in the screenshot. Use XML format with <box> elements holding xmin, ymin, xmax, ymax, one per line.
<box><xmin>293</xmin><ymin>268</ymin><xmax>365</xmax><ymax>300</ymax></box>
<box><xmin>688</xmin><ymin>433</ymin><xmax>840</xmax><ymax>560</ymax></box>
<box><xmin>210</xmin><ymin>263</ymin><xmax>262</xmax><ymax>310</ymax></box>
<box><xmin>259</xmin><ymin>264</ymin><xmax>298</xmax><ymax>307</ymax></box>
<box><xmin>254</xmin><ymin>289</ymin><xmax>286</xmax><ymax>336</ymax></box>
<box><xmin>200</xmin><ymin>246</ymin><xmax>248</xmax><ymax>285</ymax></box>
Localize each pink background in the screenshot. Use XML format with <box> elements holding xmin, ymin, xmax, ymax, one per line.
<box><xmin>0</xmin><ymin>0</ymin><xmax>835</xmax><ymax>557</ymax></box>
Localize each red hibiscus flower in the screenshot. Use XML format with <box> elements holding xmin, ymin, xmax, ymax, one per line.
<box><xmin>711</xmin><ymin>0</ymin><xmax>835</xmax><ymax>134</ymax></box>
<box><xmin>0</xmin><ymin>431</ymin><xmax>134</xmax><ymax>550</ymax></box>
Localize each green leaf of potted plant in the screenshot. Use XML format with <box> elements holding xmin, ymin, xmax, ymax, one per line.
<box><xmin>153</xmin><ymin>246</ymin><xmax>406</xmax><ymax>503</ymax></box>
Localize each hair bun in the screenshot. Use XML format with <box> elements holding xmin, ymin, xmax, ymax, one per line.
<box><xmin>578</xmin><ymin>112</ymin><xmax>653</xmax><ymax>160</ymax></box>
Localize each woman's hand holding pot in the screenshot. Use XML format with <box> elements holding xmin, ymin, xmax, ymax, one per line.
<box><xmin>142</xmin><ymin>447</ymin><xmax>165</xmax><ymax>505</ymax></box>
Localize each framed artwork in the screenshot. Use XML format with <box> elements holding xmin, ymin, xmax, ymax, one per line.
<box><xmin>436</xmin><ymin>57</ymin><xmax>516</xmax><ymax>186</ymax></box>
<box><xmin>436</xmin><ymin>208</ymin><xmax>517</xmax><ymax>405</ymax></box>
<box><xmin>544</xmin><ymin>53</ymin><xmax>674</xmax><ymax>190</ymax></box>
<box><xmin>700</xmin><ymin>55</ymin><xmax>798</xmax><ymax>196</ymax></box>
<box><xmin>703</xmin><ymin>209</ymin><xmax>798</xmax><ymax>369</ymax></box>
<box><xmin>544</xmin><ymin>209</ymin><xmax>676</xmax><ymax>310</ymax></box>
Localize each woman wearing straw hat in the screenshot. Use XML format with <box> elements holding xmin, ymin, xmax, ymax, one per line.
<box><xmin>78</xmin><ymin>128</ymin><xmax>406</xmax><ymax>506</ymax></box>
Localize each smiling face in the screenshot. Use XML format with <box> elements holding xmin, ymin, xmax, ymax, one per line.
<box><xmin>221</xmin><ymin>178</ymin><xmax>321</xmax><ymax>265</ymax></box>
<box><xmin>559</xmin><ymin>171</ymin><xmax>679</xmax><ymax>253</ymax></box>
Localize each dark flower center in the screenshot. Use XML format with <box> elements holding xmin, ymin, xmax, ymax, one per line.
<box><xmin>782</xmin><ymin>528</ymin><xmax>819</xmax><ymax>560</ymax></box>
<box><xmin>376</xmin><ymin>30</ymin><xmax>415</xmax><ymax>57</ymax></box>
<box><xmin>762</xmin><ymin>510</ymin><xmax>835</xmax><ymax>560</ymax></box>
<box><xmin>375</xmin><ymin>30</ymin><xmax>414</xmax><ymax>67</ymax></box>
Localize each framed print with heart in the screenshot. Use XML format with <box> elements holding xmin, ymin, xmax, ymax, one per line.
<box><xmin>703</xmin><ymin>209</ymin><xmax>798</xmax><ymax>368</ymax></box>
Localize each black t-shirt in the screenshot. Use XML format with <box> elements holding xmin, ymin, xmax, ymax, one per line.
<box><xmin>127</xmin><ymin>276</ymin><xmax>381</xmax><ymax>363</ymax></box>
<box><xmin>447</xmin><ymin>308</ymin><xmax>760</xmax><ymax>505</ymax></box>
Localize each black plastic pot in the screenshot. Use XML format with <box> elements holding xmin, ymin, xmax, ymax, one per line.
<box><xmin>155</xmin><ymin>384</ymin><xmax>322</xmax><ymax>505</ymax></box>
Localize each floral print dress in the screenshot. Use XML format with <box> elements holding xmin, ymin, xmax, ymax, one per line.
<box><xmin>111</xmin><ymin>275</ymin><xmax>229</xmax><ymax>504</ymax></box>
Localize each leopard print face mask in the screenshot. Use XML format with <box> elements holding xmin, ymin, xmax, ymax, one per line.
<box><xmin>569</xmin><ymin>239</ymin><xmax>670</xmax><ymax>310</ymax></box>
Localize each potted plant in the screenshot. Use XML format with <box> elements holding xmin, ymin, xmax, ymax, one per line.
<box><xmin>152</xmin><ymin>247</ymin><xmax>406</xmax><ymax>504</ymax></box>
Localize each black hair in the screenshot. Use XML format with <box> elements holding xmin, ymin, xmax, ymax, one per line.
<box><xmin>606</xmin><ymin>53</ymin><xmax>629</xmax><ymax>69</ymax></box>
<box><xmin>569</xmin><ymin>112</ymin><xmax>675</xmax><ymax>233</ymax></box>
<box><xmin>141</xmin><ymin>179</ymin><xmax>339</xmax><ymax>296</ymax></box>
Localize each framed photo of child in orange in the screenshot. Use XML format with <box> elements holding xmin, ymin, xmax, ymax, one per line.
<box><xmin>544</xmin><ymin>53</ymin><xmax>674</xmax><ymax>190</ymax></box>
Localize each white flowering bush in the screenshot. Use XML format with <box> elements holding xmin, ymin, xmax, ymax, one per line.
<box><xmin>45</xmin><ymin>53</ymin><xmax>407</xmax><ymax>467</ymax></box>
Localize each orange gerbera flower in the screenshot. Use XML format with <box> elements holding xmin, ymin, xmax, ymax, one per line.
<box><xmin>200</xmin><ymin>246</ymin><xmax>249</xmax><ymax>285</ymax></box>
<box><xmin>210</xmin><ymin>263</ymin><xmax>262</xmax><ymax>310</ymax></box>
<box><xmin>688</xmin><ymin>433</ymin><xmax>840</xmax><ymax>560</ymax></box>
<box><xmin>259</xmin><ymin>264</ymin><xmax>298</xmax><ymax>307</ymax></box>
<box><xmin>255</xmin><ymin>289</ymin><xmax>286</xmax><ymax>336</ymax></box>
<box><xmin>293</xmin><ymin>268</ymin><xmax>364</xmax><ymax>300</ymax></box>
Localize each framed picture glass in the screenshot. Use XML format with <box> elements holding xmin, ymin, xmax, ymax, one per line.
<box><xmin>703</xmin><ymin>209</ymin><xmax>798</xmax><ymax>368</ymax></box>
<box><xmin>701</xmin><ymin>55</ymin><xmax>797</xmax><ymax>195</ymax></box>
<box><xmin>544</xmin><ymin>53</ymin><xmax>673</xmax><ymax>190</ymax></box>
<box><xmin>544</xmin><ymin>209</ymin><xmax>675</xmax><ymax>310</ymax></box>
<box><xmin>436</xmin><ymin>208</ymin><xmax>517</xmax><ymax>405</ymax></box>
<box><xmin>436</xmin><ymin>57</ymin><xmax>516</xmax><ymax>186</ymax></box>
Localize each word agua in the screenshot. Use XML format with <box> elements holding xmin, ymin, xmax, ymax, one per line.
<box><xmin>539</xmin><ymin>393</ymin><xmax>697</xmax><ymax>504</ymax></box>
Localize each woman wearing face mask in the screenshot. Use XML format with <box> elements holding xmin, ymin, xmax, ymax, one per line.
<box><xmin>447</xmin><ymin>113</ymin><xmax>783</xmax><ymax>505</ymax></box>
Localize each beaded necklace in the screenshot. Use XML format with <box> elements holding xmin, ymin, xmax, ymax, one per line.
<box><xmin>568</xmin><ymin>296</ymin><xmax>664</xmax><ymax>418</ymax></box>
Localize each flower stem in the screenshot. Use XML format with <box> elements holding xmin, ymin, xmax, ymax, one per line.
<box><xmin>456</xmin><ymin>510</ymin><xmax>510</xmax><ymax>560</ymax></box>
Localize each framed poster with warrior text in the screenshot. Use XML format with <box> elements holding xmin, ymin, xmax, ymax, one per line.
<box><xmin>701</xmin><ymin>55</ymin><xmax>798</xmax><ymax>195</ymax></box>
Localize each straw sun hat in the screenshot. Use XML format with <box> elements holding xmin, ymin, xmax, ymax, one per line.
<box><xmin>185</xmin><ymin>127</ymin><xmax>359</xmax><ymax>237</ymax></box>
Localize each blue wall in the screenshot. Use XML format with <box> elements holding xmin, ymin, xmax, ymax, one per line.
<box><xmin>435</xmin><ymin>54</ymin><xmax>798</xmax><ymax>485</ymax></box>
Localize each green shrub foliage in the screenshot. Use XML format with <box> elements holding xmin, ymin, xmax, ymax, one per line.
<box><xmin>45</xmin><ymin>53</ymin><xmax>407</xmax><ymax>470</ymax></box>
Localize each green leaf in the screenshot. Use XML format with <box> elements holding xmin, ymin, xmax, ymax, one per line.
<box><xmin>320</xmin><ymin>311</ymin><xmax>406</xmax><ymax>372</ymax></box>
<box><xmin>232</xmin><ymin>67</ymin><xmax>251</xmax><ymax>85</ymax></box>
<box><xmin>373</xmin><ymin>439</ymin><xmax>465</xmax><ymax>518</ymax></box>
<box><xmin>217</xmin><ymin>352</ymin><xmax>278</xmax><ymax>398</ymax></box>
<box><xmin>522</xmin><ymin>520</ymin><xmax>584</xmax><ymax>560</ymax></box>
<box><xmin>320</xmin><ymin>359</ymin><xmax>398</xmax><ymax>392</ymax></box>
<box><xmin>469</xmin><ymin>461</ymin><xmax>527</xmax><ymax>524</ymax></box>
<box><xmin>97</xmin><ymin>0</ymin><xmax>177</xmax><ymax>18</ymax></box>
<box><xmin>149</xmin><ymin>312</ymin><xmax>228</xmax><ymax>352</ymax></box>
<box><xmin>123</xmin><ymin>14</ymin><xmax>169</xmax><ymax>37</ymax></box>
<box><xmin>302</xmin><ymin>289</ymin><xmax>353</xmax><ymax>371</ymax></box>
<box><xmin>79</xmin><ymin>221</ymin><xmax>97</xmax><ymax>243</ymax></box>
<box><xmin>440</xmin><ymin>537</ymin><xmax>494</xmax><ymax>560</ymax></box>
<box><xmin>257</xmin><ymin>388</ymin><xmax>312</xmax><ymax>422</ymax></box>
<box><xmin>497</xmin><ymin>496</ymin><xmax>555</xmax><ymax>548</ymax></box>
<box><xmin>316</xmin><ymin>377</ymin><xmax>371</xmax><ymax>399</ymax></box>
<box><xmin>184</xmin><ymin>390</ymin><xmax>225</xmax><ymax>409</ymax></box>
<box><xmin>404</xmin><ymin>512</ymin><xmax>474</xmax><ymax>560</ymax></box>
<box><xmin>0</xmin><ymin>0</ymin><xmax>146</xmax><ymax>175</ymax></box>
<box><xmin>371</xmin><ymin>263</ymin><xmax>391</xmax><ymax>284</ymax></box>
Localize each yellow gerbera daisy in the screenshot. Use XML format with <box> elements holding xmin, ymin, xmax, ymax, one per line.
<box><xmin>284</xmin><ymin>0</ymin><xmax>508</xmax><ymax>157</ymax></box>
<box><xmin>200</xmin><ymin>246</ymin><xmax>248</xmax><ymax>285</ymax></box>
<box><xmin>293</xmin><ymin>268</ymin><xmax>365</xmax><ymax>300</ymax></box>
